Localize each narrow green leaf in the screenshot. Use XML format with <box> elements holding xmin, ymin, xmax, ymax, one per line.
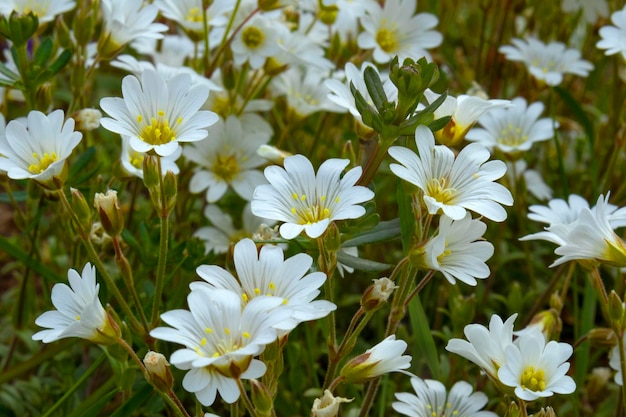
<box><xmin>363</xmin><ymin>66</ymin><xmax>388</xmax><ymax>112</ymax></box>
<box><xmin>342</xmin><ymin>218</ymin><xmax>400</xmax><ymax>247</ymax></box>
<box><xmin>397</xmin><ymin>179</ymin><xmax>415</xmax><ymax>254</ymax></box>
<box><xmin>0</xmin><ymin>61</ymin><xmax>19</xmax><ymax>80</ymax></box>
<box><xmin>336</xmin><ymin>251</ymin><xmax>392</xmax><ymax>272</ymax></box>
<box><xmin>0</xmin><ymin>235</ymin><xmax>64</xmax><ymax>284</ymax></box>
<box><xmin>408</xmin><ymin>295</ymin><xmax>441</xmax><ymax>379</ymax></box>
<box><xmin>109</xmin><ymin>382</ymin><xmax>156</xmax><ymax>417</ymax></box>
<box><xmin>48</xmin><ymin>49</ymin><xmax>72</xmax><ymax>75</ymax></box>
<box><xmin>34</xmin><ymin>37</ymin><xmax>53</xmax><ymax>67</ymax></box>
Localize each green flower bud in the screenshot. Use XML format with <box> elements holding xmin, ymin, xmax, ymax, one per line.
<box><xmin>94</xmin><ymin>189</ymin><xmax>124</xmax><ymax>237</ymax></box>
<box><xmin>143</xmin><ymin>351</ymin><xmax>174</xmax><ymax>392</ymax></box>
<box><xmin>70</xmin><ymin>187</ymin><xmax>92</xmax><ymax>234</ymax></box>
<box><xmin>0</xmin><ymin>11</ymin><xmax>39</xmax><ymax>47</ymax></box>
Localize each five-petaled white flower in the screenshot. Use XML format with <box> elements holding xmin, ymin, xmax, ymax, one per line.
<box><xmin>100</xmin><ymin>69</ymin><xmax>218</xmax><ymax>157</ymax></box>
<box><xmin>150</xmin><ymin>287</ymin><xmax>286</xmax><ymax>406</ymax></box>
<box><xmin>388</xmin><ymin>125</ymin><xmax>513</xmax><ymax>222</ymax></box>
<box><xmin>230</xmin><ymin>14</ymin><xmax>280</xmax><ymax>69</ymax></box>
<box><xmin>498</xmin><ymin>329</ymin><xmax>576</xmax><ymax>401</ymax></box>
<box><xmin>32</xmin><ymin>263</ymin><xmax>117</xmax><ymax>344</ymax></box>
<box><xmin>393</xmin><ymin>377</ymin><xmax>497</xmax><ymax>417</ymax></box>
<box><xmin>499</xmin><ymin>37</ymin><xmax>593</xmax><ymax>86</ymax></box>
<box><xmin>419</xmin><ymin>213</ymin><xmax>494</xmax><ymax>286</ymax></box>
<box><xmin>466</xmin><ymin>97</ymin><xmax>554</xmax><ymax>154</ymax></box>
<box><xmin>251</xmin><ymin>154</ymin><xmax>375</xmax><ymax>239</ymax></box>
<box><xmin>192</xmin><ymin>238</ymin><xmax>336</xmax><ymax>332</ymax></box>
<box><xmin>0</xmin><ymin>109</ymin><xmax>82</xmax><ymax>184</ymax></box>
<box><xmin>357</xmin><ymin>0</ymin><xmax>442</xmax><ymax>64</ymax></box>
<box><xmin>0</xmin><ymin>0</ymin><xmax>76</xmax><ymax>24</ymax></box>
<box><xmin>340</xmin><ymin>335</ymin><xmax>411</xmax><ymax>383</ymax></box>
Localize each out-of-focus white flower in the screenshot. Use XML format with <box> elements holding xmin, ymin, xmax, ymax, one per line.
<box><xmin>271</xmin><ymin>67</ymin><xmax>345</xmax><ymax>118</ymax></box>
<box><xmin>194</xmin><ymin>203</ymin><xmax>276</xmax><ymax>255</ymax></box>
<box><xmin>498</xmin><ymin>329</ymin><xmax>576</xmax><ymax>401</ymax></box>
<box><xmin>445</xmin><ymin>313</ymin><xmax>518</xmax><ymax>381</ymax></box>
<box><xmin>388</xmin><ymin>125</ymin><xmax>513</xmax><ymax>222</ymax></box>
<box><xmin>609</xmin><ymin>333</ymin><xmax>626</xmax><ymax>386</ymax></box>
<box><xmin>185</xmin><ymin>115</ymin><xmax>269</xmax><ymax>202</ymax></box>
<box><xmin>561</xmin><ymin>0</ymin><xmax>608</xmax><ymax>24</ymax></box>
<box><xmin>499</xmin><ymin>38</ymin><xmax>593</xmax><ymax>86</ymax></box>
<box><xmin>466</xmin><ymin>97</ymin><xmax>554</xmax><ymax>154</ymax></box>
<box><xmin>32</xmin><ymin>263</ymin><xmax>117</xmax><ymax>344</ymax></box>
<box><xmin>231</xmin><ymin>15</ymin><xmax>281</xmax><ymax>69</ymax></box>
<box><xmin>506</xmin><ymin>160</ymin><xmax>553</xmax><ymax>201</ymax></box>
<box><xmin>100</xmin><ymin>69</ymin><xmax>218</xmax><ymax>157</ymax></box>
<box><xmin>597</xmin><ymin>6</ymin><xmax>626</xmax><ymax>60</ymax></box>
<box><xmin>340</xmin><ymin>335</ymin><xmax>411</xmax><ymax>383</ymax></box>
<box><xmin>156</xmin><ymin>0</ymin><xmax>233</xmax><ymax>37</ymax></box>
<box><xmin>325</xmin><ymin>61</ymin><xmax>398</xmax><ymax>124</ymax></box>
<box><xmin>150</xmin><ymin>287</ymin><xmax>286</xmax><ymax>406</ymax></box>
<box><xmin>192</xmin><ymin>238</ymin><xmax>336</xmax><ymax>332</ymax></box>
<box><xmin>424</xmin><ymin>89</ymin><xmax>510</xmax><ymax>147</ymax></box>
<box><xmin>74</xmin><ymin>108</ymin><xmax>102</xmax><ymax>131</ymax></box>
<box><xmin>99</xmin><ymin>0</ymin><xmax>168</xmax><ymax>55</ymax></box>
<box><xmin>0</xmin><ymin>109</ymin><xmax>82</xmax><ymax>184</ymax></box>
<box><xmin>419</xmin><ymin>214</ymin><xmax>494</xmax><ymax>286</ymax></box>
<box><xmin>251</xmin><ymin>154</ymin><xmax>375</xmax><ymax>239</ymax></box>
<box><xmin>357</xmin><ymin>0</ymin><xmax>442</xmax><ymax>63</ymax></box>
<box><xmin>0</xmin><ymin>0</ymin><xmax>76</xmax><ymax>24</ymax></box>
<box><xmin>120</xmin><ymin>135</ymin><xmax>182</xmax><ymax>179</ymax></box>
<box><xmin>393</xmin><ymin>377</ymin><xmax>497</xmax><ymax>417</ymax></box>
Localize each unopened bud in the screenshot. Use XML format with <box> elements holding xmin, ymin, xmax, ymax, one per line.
<box><xmin>361</xmin><ymin>277</ymin><xmax>396</xmax><ymax>312</ymax></box>
<box><xmin>609</xmin><ymin>290</ymin><xmax>625</xmax><ymax>329</ymax></box>
<box><xmin>70</xmin><ymin>188</ymin><xmax>92</xmax><ymax>234</ymax></box>
<box><xmin>74</xmin><ymin>108</ymin><xmax>102</xmax><ymax>131</ymax></box>
<box><xmin>530</xmin><ymin>406</ymin><xmax>556</xmax><ymax>417</ymax></box>
<box><xmin>250</xmin><ymin>380</ymin><xmax>273</xmax><ymax>417</ymax></box>
<box><xmin>318</xmin><ymin>5</ymin><xmax>339</xmax><ymax>25</ymax></box>
<box><xmin>588</xmin><ymin>328</ymin><xmax>618</xmax><ymax>347</ymax></box>
<box><xmin>263</xmin><ymin>56</ymin><xmax>289</xmax><ymax>76</ymax></box>
<box><xmin>521</xmin><ymin>308</ymin><xmax>562</xmax><ymax>340</ymax></box>
<box><xmin>311</xmin><ymin>389</ymin><xmax>353</xmax><ymax>417</ymax></box>
<box><xmin>505</xmin><ymin>401</ymin><xmax>522</xmax><ymax>417</ymax></box>
<box><xmin>94</xmin><ymin>189</ymin><xmax>124</xmax><ymax>236</ymax></box>
<box><xmin>163</xmin><ymin>170</ymin><xmax>178</xmax><ymax>214</ymax></box>
<box><xmin>142</xmin><ymin>155</ymin><xmax>160</xmax><ymax>188</ymax></box>
<box><xmin>257</xmin><ymin>145</ymin><xmax>291</xmax><ymax>165</ymax></box>
<box><xmin>144</xmin><ymin>351</ymin><xmax>174</xmax><ymax>392</ymax></box>
<box><xmin>0</xmin><ymin>11</ymin><xmax>39</xmax><ymax>47</ymax></box>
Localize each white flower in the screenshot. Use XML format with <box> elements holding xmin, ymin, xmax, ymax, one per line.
<box><xmin>357</xmin><ymin>0</ymin><xmax>442</xmax><ymax>64</ymax></box>
<box><xmin>156</xmin><ymin>0</ymin><xmax>233</xmax><ymax>37</ymax></box>
<box><xmin>251</xmin><ymin>154</ymin><xmax>375</xmax><ymax>239</ymax></box>
<box><xmin>193</xmin><ymin>238</ymin><xmax>336</xmax><ymax>331</ymax></box>
<box><xmin>271</xmin><ymin>67</ymin><xmax>345</xmax><ymax>117</ymax></box>
<box><xmin>99</xmin><ymin>0</ymin><xmax>168</xmax><ymax>54</ymax></box>
<box><xmin>0</xmin><ymin>109</ymin><xmax>82</xmax><ymax>183</ymax></box>
<box><xmin>325</xmin><ymin>61</ymin><xmax>398</xmax><ymax>124</ymax></box>
<box><xmin>32</xmin><ymin>263</ymin><xmax>116</xmax><ymax>344</ymax></box>
<box><xmin>466</xmin><ymin>97</ymin><xmax>554</xmax><ymax>153</ymax></box>
<box><xmin>194</xmin><ymin>203</ymin><xmax>276</xmax><ymax>255</ymax></box>
<box><xmin>423</xmin><ymin>89</ymin><xmax>510</xmax><ymax>147</ymax></box>
<box><xmin>100</xmin><ymin>69</ymin><xmax>218</xmax><ymax>157</ymax></box>
<box><xmin>120</xmin><ymin>135</ymin><xmax>182</xmax><ymax>179</ymax></box>
<box><xmin>388</xmin><ymin>125</ymin><xmax>513</xmax><ymax>222</ymax></box>
<box><xmin>445</xmin><ymin>313</ymin><xmax>518</xmax><ymax>381</ymax></box>
<box><xmin>506</xmin><ymin>160</ymin><xmax>553</xmax><ymax>201</ymax></box>
<box><xmin>393</xmin><ymin>377</ymin><xmax>497</xmax><ymax>417</ymax></box>
<box><xmin>550</xmin><ymin>195</ymin><xmax>626</xmax><ymax>267</ymax></box>
<box><xmin>273</xmin><ymin>17</ymin><xmax>334</xmax><ymax>71</ymax></box>
<box><xmin>420</xmin><ymin>214</ymin><xmax>494</xmax><ymax>286</ymax></box>
<box><xmin>185</xmin><ymin>115</ymin><xmax>269</xmax><ymax>202</ymax></box>
<box><xmin>230</xmin><ymin>15</ymin><xmax>281</xmax><ymax>69</ymax></box>
<box><xmin>597</xmin><ymin>6</ymin><xmax>626</xmax><ymax>60</ymax></box>
<box><xmin>498</xmin><ymin>330</ymin><xmax>576</xmax><ymax>401</ymax></box>
<box><xmin>0</xmin><ymin>0</ymin><xmax>75</xmax><ymax>23</ymax></box>
<box><xmin>340</xmin><ymin>335</ymin><xmax>411</xmax><ymax>383</ymax></box>
<box><xmin>311</xmin><ymin>389</ymin><xmax>353</xmax><ymax>417</ymax></box>
<box><xmin>499</xmin><ymin>38</ymin><xmax>593</xmax><ymax>86</ymax></box>
<box><xmin>150</xmin><ymin>287</ymin><xmax>286</xmax><ymax>406</ymax></box>
<box><xmin>561</xmin><ymin>0</ymin><xmax>608</xmax><ymax>24</ymax></box>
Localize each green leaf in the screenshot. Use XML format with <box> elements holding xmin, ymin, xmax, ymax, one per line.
<box><xmin>0</xmin><ymin>61</ymin><xmax>19</xmax><ymax>81</ymax></box>
<box><xmin>49</xmin><ymin>49</ymin><xmax>72</xmax><ymax>75</ymax></box>
<box><xmin>408</xmin><ymin>295</ymin><xmax>441</xmax><ymax>379</ymax></box>
<box><xmin>0</xmin><ymin>235</ymin><xmax>64</xmax><ymax>284</ymax></box>
<box><xmin>397</xmin><ymin>179</ymin><xmax>415</xmax><ymax>254</ymax></box>
<box><xmin>428</xmin><ymin>115</ymin><xmax>451</xmax><ymax>132</ymax></box>
<box><xmin>109</xmin><ymin>382</ymin><xmax>156</xmax><ymax>417</ymax></box>
<box><xmin>363</xmin><ymin>66</ymin><xmax>389</xmax><ymax>113</ymax></box>
<box><xmin>336</xmin><ymin>251</ymin><xmax>392</xmax><ymax>272</ymax></box>
<box><xmin>342</xmin><ymin>218</ymin><xmax>400</xmax><ymax>247</ymax></box>
<box><xmin>34</xmin><ymin>37</ymin><xmax>53</xmax><ymax>67</ymax></box>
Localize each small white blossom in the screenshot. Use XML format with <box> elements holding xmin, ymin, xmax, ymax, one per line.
<box><xmin>340</xmin><ymin>335</ymin><xmax>411</xmax><ymax>383</ymax></box>
<box><xmin>597</xmin><ymin>6</ymin><xmax>626</xmax><ymax>60</ymax></box>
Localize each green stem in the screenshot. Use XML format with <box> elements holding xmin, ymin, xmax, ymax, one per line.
<box><xmin>617</xmin><ymin>330</ymin><xmax>626</xmax><ymax>416</ymax></box>
<box><xmin>236</xmin><ymin>378</ymin><xmax>259</xmax><ymax>417</ymax></box>
<box><xmin>150</xmin><ymin>157</ymin><xmax>171</xmax><ymax>328</ymax></box>
<box><xmin>549</xmin><ymin>86</ymin><xmax>568</xmax><ymax>197</ymax></box>
<box><xmin>57</xmin><ymin>189</ymin><xmax>143</xmax><ymax>334</ymax></box>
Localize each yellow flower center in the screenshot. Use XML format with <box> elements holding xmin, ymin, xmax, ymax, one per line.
<box><xmin>290</xmin><ymin>193</ymin><xmax>335</xmax><ymax>225</ymax></box>
<box><xmin>498</xmin><ymin>123</ymin><xmax>528</xmax><ymax>147</ymax></box>
<box><xmin>129</xmin><ymin>151</ymin><xmax>145</xmax><ymax>169</ymax></box>
<box><xmin>426</xmin><ymin>177</ymin><xmax>456</xmax><ymax>205</ymax></box>
<box><xmin>213</xmin><ymin>154</ymin><xmax>240</xmax><ymax>182</ymax></box>
<box><xmin>242</xmin><ymin>26</ymin><xmax>264</xmax><ymax>49</ymax></box>
<box><xmin>186</xmin><ymin>7</ymin><xmax>203</xmax><ymax>22</ymax></box>
<box><xmin>375</xmin><ymin>27</ymin><xmax>399</xmax><ymax>53</ymax></box>
<box><xmin>29</xmin><ymin>152</ymin><xmax>58</xmax><ymax>174</ymax></box>
<box><xmin>138</xmin><ymin>111</ymin><xmax>181</xmax><ymax>145</ymax></box>
<box><xmin>23</xmin><ymin>1</ymin><xmax>48</xmax><ymax>16</ymax></box>
<box><xmin>521</xmin><ymin>366</ymin><xmax>547</xmax><ymax>392</ymax></box>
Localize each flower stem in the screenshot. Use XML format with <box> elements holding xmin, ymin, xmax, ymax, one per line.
<box><xmin>548</xmin><ymin>86</ymin><xmax>568</xmax><ymax>197</ymax></box>
<box><xmin>236</xmin><ymin>378</ymin><xmax>259</xmax><ymax>417</ymax></box>
<box><xmin>150</xmin><ymin>157</ymin><xmax>171</xmax><ymax>328</ymax></box>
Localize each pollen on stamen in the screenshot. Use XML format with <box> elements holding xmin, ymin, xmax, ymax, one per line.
<box><xmin>75</xmin><ymin>315</ymin><xmax>80</xmax><ymax>320</ymax></box>
<box><xmin>205</xmin><ymin>327</ymin><xmax>213</xmax><ymax>333</ymax></box>
<box><xmin>243</xmin><ymin>331</ymin><xmax>250</xmax><ymax>338</ymax></box>
<box><xmin>291</xmin><ymin>207</ymin><xmax>296</xmax><ymax>214</ymax></box>
<box><xmin>137</xmin><ymin>115</ymin><xmax>143</xmax><ymax>122</ymax></box>
<box><xmin>254</xmin><ymin>288</ymin><xmax>261</xmax><ymax>295</ymax></box>
<box><xmin>282</xmin><ymin>298</ymin><xmax>288</xmax><ymax>305</ymax></box>
<box><xmin>157</xmin><ymin>110</ymin><xmax>165</xmax><ymax>117</ymax></box>
<box><xmin>32</xmin><ymin>152</ymin><xmax>39</xmax><ymax>159</ymax></box>
<box><xmin>269</xmin><ymin>282</ymin><xmax>276</xmax><ymax>290</ymax></box>
<box><xmin>224</xmin><ymin>327</ymin><xmax>231</xmax><ymax>335</ymax></box>
<box><xmin>473</xmin><ymin>172</ymin><xmax>479</xmax><ymax>179</ymax></box>
<box><xmin>176</xmin><ymin>117</ymin><xmax>183</xmax><ymax>124</ymax></box>
<box><xmin>292</xmin><ymin>192</ymin><xmax>298</xmax><ymax>199</ymax></box>
<box><xmin>242</xmin><ymin>293</ymin><xmax>249</xmax><ymax>302</ymax></box>
<box><xmin>300</xmin><ymin>194</ymin><xmax>306</xmax><ymax>201</ymax></box>
<box><xmin>335</xmin><ymin>197</ymin><xmax>340</xmax><ymax>203</ymax></box>
<box><xmin>321</xmin><ymin>195</ymin><xmax>326</xmax><ymax>202</ymax></box>
<box><xmin>200</xmin><ymin>337</ymin><xmax>207</xmax><ymax>346</ymax></box>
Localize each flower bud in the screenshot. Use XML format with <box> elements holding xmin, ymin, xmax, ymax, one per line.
<box><xmin>142</xmin><ymin>155</ymin><xmax>160</xmax><ymax>190</ymax></box>
<box><xmin>94</xmin><ymin>189</ymin><xmax>124</xmax><ymax>237</ymax></box>
<box><xmin>74</xmin><ymin>108</ymin><xmax>102</xmax><ymax>131</ymax></box>
<box><xmin>0</xmin><ymin>11</ymin><xmax>39</xmax><ymax>47</ymax></box>
<box><xmin>318</xmin><ymin>5</ymin><xmax>339</xmax><ymax>25</ymax></box>
<box><xmin>257</xmin><ymin>145</ymin><xmax>291</xmax><ymax>165</ymax></box>
<box><xmin>340</xmin><ymin>335</ymin><xmax>410</xmax><ymax>384</ymax></box>
<box><xmin>361</xmin><ymin>277</ymin><xmax>396</xmax><ymax>312</ymax></box>
<box><xmin>250</xmin><ymin>379</ymin><xmax>273</xmax><ymax>417</ymax></box>
<box><xmin>530</xmin><ymin>406</ymin><xmax>556</xmax><ymax>417</ymax></box>
<box><xmin>520</xmin><ymin>308</ymin><xmax>562</xmax><ymax>341</ymax></box>
<box><xmin>70</xmin><ymin>188</ymin><xmax>92</xmax><ymax>234</ymax></box>
<box><xmin>609</xmin><ymin>290</ymin><xmax>625</xmax><ymax>329</ymax></box>
<box><xmin>311</xmin><ymin>389</ymin><xmax>353</xmax><ymax>417</ymax></box>
<box><xmin>143</xmin><ymin>351</ymin><xmax>174</xmax><ymax>392</ymax></box>
<box><xmin>163</xmin><ymin>170</ymin><xmax>178</xmax><ymax>214</ymax></box>
<box><xmin>588</xmin><ymin>328</ymin><xmax>618</xmax><ymax>347</ymax></box>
